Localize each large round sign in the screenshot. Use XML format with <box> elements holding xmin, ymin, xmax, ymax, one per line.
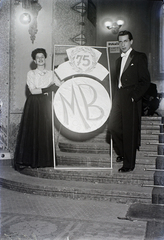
<box><xmin>53</xmin><ymin>77</ymin><xmax>111</xmax><ymax>133</ymax></box>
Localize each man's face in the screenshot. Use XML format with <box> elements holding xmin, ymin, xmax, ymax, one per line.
<box><xmin>118</xmin><ymin>34</ymin><xmax>133</xmax><ymax>53</ymax></box>
<box><xmin>34</xmin><ymin>53</ymin><xmax>46</xmax><ymax>66</ymax></box>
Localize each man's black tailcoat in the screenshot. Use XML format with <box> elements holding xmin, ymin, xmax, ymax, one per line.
<box><xmin>108</xmin><ymin>49</ymin><xmax>150</xmax><ymax>170</ymax></box>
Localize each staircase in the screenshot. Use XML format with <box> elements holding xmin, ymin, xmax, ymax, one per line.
<box><xmin>0</xmin><ymin>116</ymin><xmax>161</xmax><ymax>204</ymax></box>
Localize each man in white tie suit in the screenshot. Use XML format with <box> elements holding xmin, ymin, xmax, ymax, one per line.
<box><xmin>108</xmin><ymin>30</ymin><xmax>150</xmax><ymax>172</ymax></box>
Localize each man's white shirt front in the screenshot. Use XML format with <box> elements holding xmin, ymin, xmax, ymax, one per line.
<box><xmin>118</xmin><ymin>48</ymin><xmax>132</xmax><ymax>88</ymax></box>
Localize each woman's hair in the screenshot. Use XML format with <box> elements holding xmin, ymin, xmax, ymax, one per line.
<box><xmin>31</xmin><ymin>48</ymin><xmax>47</xmax><ymax>60</ymax></box>
<box><xmin>117</xmin><ymin>30</ymin><xmax>133</xmax><ymax>41</ymax></box>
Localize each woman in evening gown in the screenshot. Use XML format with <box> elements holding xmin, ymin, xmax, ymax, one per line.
<box><xmin>14</xmin><ymin>48</ymin><xmax>62</xmax><ymax>169</ymax></box>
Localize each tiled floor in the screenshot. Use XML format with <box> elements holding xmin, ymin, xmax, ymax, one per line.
<box><xmin>0</xmin><ymin>187</ymin><xmax>147</xmax><ymax>240</ymax></box>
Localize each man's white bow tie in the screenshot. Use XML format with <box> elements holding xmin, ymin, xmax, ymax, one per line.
<box><xmin>121</xmin><ymin>52</ymin><xmax>127</xmax><ymax>57</ymax></box>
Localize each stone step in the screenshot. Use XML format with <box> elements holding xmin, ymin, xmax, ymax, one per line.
<box><xmin>141</xmin><ymin>116</ymin><xmax>162</xmax><ymax>122</ymax></box>
<box><xmin>57</xmin><ymin>152</ymin><xmax>111</xmax><ymax>167</ymax></box>
<box><xmin>141</xmin><ymin>120</ymin><xmax>161</xmax><ymax>126</ymax></box>
<box><xmin>56</xmin><ymin>151</ymin><xmax>155</xmax><ymax>169</ymax></box>
<box><xmin>58</xmin><ymin>133</ymin><xmax>159</xmax><ymax>143</ymax></box>
<box><xmin>139</xmin><ymin>145</ymin><xmax>157</xmax><ymax>152</ymax></box>
<box><xmin>58</xmin><ymin>142</ymin><xmax>110</xmax><ymax>153</ymax></box>
<box><xmin>57</xmin><ymin>146</ymin><xmax>157</xmax><ymax>159</ymax></box>
<box><xmin>141</xmin><ymin>130</ymin><xmax>160</xmax><ymax>135</ymax></box>
<box><xmin>57</xmin><ymin>150</ymin><xmax>156</xmax><ymax>164</ymax></box>
<box><xmin>59</xmin><ymin>141</ymin><xmax>157</xmax><ymax>153</ymax></box>
<box><xmin>141</xmin><ymin>125</ymin><xmax>160</xmax><ymax>131</ymax></box>
<box><xmin>0</xmin><ymin>158</ymin><xmax>12</xmax><ymax>166</ymax></box>
<box><xmin>136</xmin><ymin>158</ymin><xmax>155</xmax><ymax>168</ymax></box>
<box><xmin>18</xmin><ymin>164</ymin><xmax>154</xmax><ymax>187</ymax></box>
<box><xmin>136</xmin><ymin>150</ymin><xmax>157</xmax><ymax>158</ymax></box>
<box><xmin>57</xmin><ymin>134</ymin><xmax>109</xmax><ymax>144</ymax></box>
<box><xmin>141</xmin><ymin>139</ymin><xmax>159</xmax><ymax>144</ymax></box>
<box><xmin>1</xmin><ymin>150</ymin><xmax>156</xmax><ymax>169</ymax></box>
<box><xmin>141</xmin><ymin>134</ymin><xmax>159</xmax><ymax>140</ymax></box>
<box><xmin>0</xmin><ymin>166</ymin><xmax>152</xmax><ymax>204</ymax></box>
<box><xmin>91</xmin><ymin>131</ymin><xmax>160</xmax><ymax>142</ymax></box>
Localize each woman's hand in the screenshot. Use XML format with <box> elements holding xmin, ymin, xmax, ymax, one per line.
<box><xmin>42</xmin><ymin>83</ymin><xmax>59</xmax><ymax>93</ymax></box>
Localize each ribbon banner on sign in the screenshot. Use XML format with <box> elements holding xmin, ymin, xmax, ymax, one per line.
<box><xmin>52</xmin><ymin>45</ymin><xmax>113</xmax><ymax>170</ymax></box>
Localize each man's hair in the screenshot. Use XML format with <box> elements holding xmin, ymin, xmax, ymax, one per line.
<box><xmin>117</xmin><ymin>30</ymin><xmax>133</xmax><ymax>41</ymax></box>
<box><xmin>31</xmin><ymin>48</ymin><xmax>47</xmax><ymax>60</ymax></box>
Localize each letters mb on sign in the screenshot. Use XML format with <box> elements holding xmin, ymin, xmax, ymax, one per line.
<box><xmin>54</xmin><ymin>77</ymin><xmax>111</xmax><ymax>133</ymax></box>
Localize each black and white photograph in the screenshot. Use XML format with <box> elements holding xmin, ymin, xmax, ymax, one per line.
<box><xmin>0</xmin><ymin>0</ymin><xmax>164</xmax><ymax>239</ymax></box>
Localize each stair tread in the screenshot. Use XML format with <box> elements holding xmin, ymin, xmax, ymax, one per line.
<box><xmin>141</xmin><ymin>116</ymin><xmax>162</xmax><ymax>121</ymax></box>
<box><xmin>13</xmin><ymin>164</ymin><xmax>154</xmax><ymax>180</ymax></box>
<box><xmin>59</xmin><ymin>142</ymin><xmax>109</xmax><ymax>146</ymax></box>
<box><xmin>57</xmin><ymin>151</ymin><xmax>111</xmax><ymax>157</ymax></box>
<box><xmin>57</xmin><ymin>151</ymin><xmax>155</xmax><ymax>165</ymax></box>
<box><xmin>0</xmin><ymin>166</ymin><xmax>152</xmax><ymax>196</ymax></box>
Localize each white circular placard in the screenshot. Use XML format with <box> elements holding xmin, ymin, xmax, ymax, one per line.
<box><xmin>53</xmin><ymin>77</ymin><xmax>111</xmax><ymax>133</ymax></box>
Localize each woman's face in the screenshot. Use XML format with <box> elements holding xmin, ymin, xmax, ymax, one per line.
<box><xmin>34</xmin><ymin>53</ymin><xmax>46</xmax><ymax>66</ymax></box>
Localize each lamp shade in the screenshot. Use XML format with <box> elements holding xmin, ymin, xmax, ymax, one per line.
<box><xmin>19</xmin><ymin>13</ymin><xmax>31</xmax><ymax>24</ymax></box>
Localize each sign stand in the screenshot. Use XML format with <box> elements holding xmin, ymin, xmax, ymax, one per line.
<box><xmin>52</xmin><ymin>45</ymin><xmax>113</xmax><ymax>170</ymax></box>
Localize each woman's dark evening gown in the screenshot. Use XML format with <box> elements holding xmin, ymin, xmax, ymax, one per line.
<box><xmin>14</xmin><ymin>93</ymin><xmax>54</xmax><ymax>169</ymax></box>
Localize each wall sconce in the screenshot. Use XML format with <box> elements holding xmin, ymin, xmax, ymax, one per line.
<box><xmin>15</xmin><ymin>0</ymin><xmax>42</xmax><ymax>43</ymax></box>
<box><xmin>14</xmin><ymin>0</ymin><xmax>20</xmax><ymax>5</ymax></box>
<box><xmin>105</xmin><ymin>20</ymin><xmax>124</xmax><ymax>34</ymax></box>
<box><xmin>19</xmin><ymin>12</ymin><xmax>31</xmax><ymax>24</ymax></box>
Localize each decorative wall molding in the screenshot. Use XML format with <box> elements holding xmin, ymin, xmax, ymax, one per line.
<box><xmin>70</xmin><ymin>1</ymin><xmax>87</xmax><ymax>45</ymax></box>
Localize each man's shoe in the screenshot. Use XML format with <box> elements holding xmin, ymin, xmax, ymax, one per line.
<box><xmin>116</xmin><ymin>156</ymin><xmax>124</xmax><ymax>162</ymax></box>
<box><xmin>118</xmin><ymin>167</ymin><xmax>132</xmax><ymax>172</ymax></box>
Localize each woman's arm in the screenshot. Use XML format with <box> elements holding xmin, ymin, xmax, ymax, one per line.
<box><xmin>27</xmin><ymin>70</ymin><xmax>43</xmax><ymax>95</ymax></box>
<box><xmin>27</xmin><ymin>70</ymin><xmax>64</xmax><ymax>95</ymax></box>
<box><xmin>53</xmin><ymin>72</ymin><xmax>64</xmax><ymax>86</ymax></box>
<box><xmin>27</xmin><ymin>71</ymin><xmax>41</xmax><ymax>94</ymax></box>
